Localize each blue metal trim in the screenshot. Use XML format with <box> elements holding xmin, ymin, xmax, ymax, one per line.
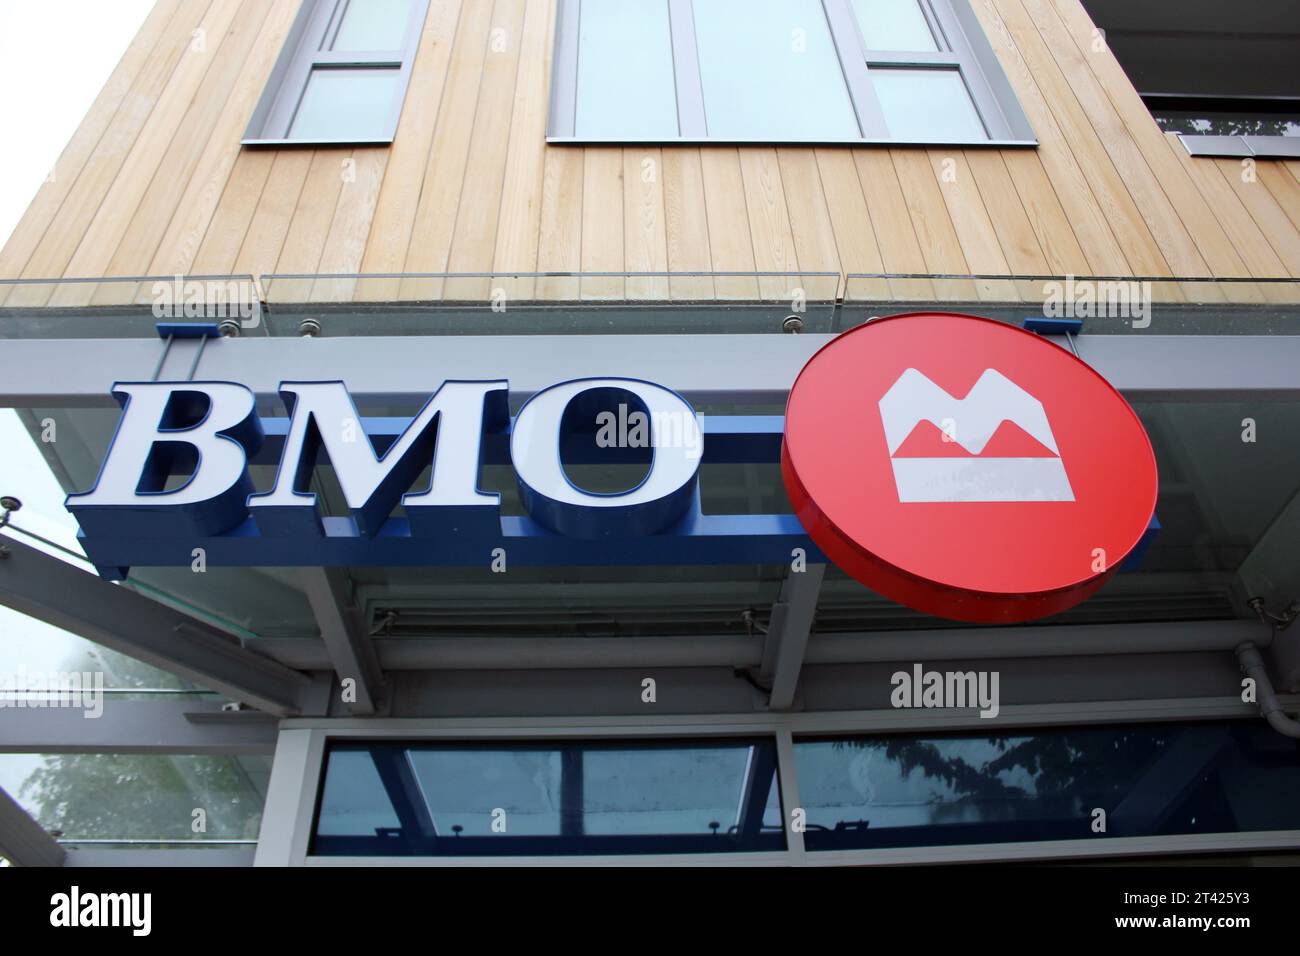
<box><xmin>253</xmin><ymin>415</ymin><xmax>787</xmax><ymax>465</ymax></box>
<box><xmin>1120</xmin><ymin>514</ymin><xmax>1161</xmax><ymax>572</ymax></box>
<box><xmin>155</xmin><ymin>322</ymin><xmax>222</xmax><ymax>339</ymax></box>
<box><xmin>80</xmin><ymin>507</ymin><xmax>821</xmax><ymax>580</ymax></box>
<box><xmin>78</xmin><ymin>507</ymin><xmax>1160</xmax><ymax>580</ymax></box>
<box><xmin>1022</xmin><ymin>317</ymin><xmax>1084</xmax><ymax>335</ymax></box>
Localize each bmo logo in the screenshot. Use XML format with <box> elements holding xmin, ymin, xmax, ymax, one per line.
<box><xmin>782</xmin><ymin>312</ymin><xmax>1158</xmax><ymax>624</ymax></box>
<box><xmin>879</xmin><ymin>367</ymin><xmax>1074</xmax><ymax>503</ymax></box>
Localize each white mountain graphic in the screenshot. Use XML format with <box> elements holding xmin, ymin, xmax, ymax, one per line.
<box><xmin>878</xmin><ymin>368</ymin><xmax>1075</xmax><ymax>503</ymax></box>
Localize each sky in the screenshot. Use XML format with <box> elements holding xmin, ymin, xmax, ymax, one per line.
<box><xmin>0</xmin><ymin>0</ymin><xmax>155</xmax><ymax>601</ymax></box>
<box><xmin>0</xmin><ymin>1</ymin><xmax>154</xmax><ymax>242</ymax></box>
<box><xmin>0</xmin><ymin>0</ymin><xmax>153</xmax><ymax>540</ymax></box>
<box><xmin>0</xmin><ymin>1</ymin><xmax>157</xmax><ymax>801</ymax></box>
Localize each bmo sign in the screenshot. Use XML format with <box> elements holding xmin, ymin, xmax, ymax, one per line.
<box><xmin>68</xmin><ymin>313</ymin><xmax>1157</xmax><ymax>624</ymax></box>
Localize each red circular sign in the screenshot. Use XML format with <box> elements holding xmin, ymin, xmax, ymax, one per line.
<box><xmin>782</xmin><ymin>312</ymin><xmax>1158</xmax><ymax>623</ymax></box>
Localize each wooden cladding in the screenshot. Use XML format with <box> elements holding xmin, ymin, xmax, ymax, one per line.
<box><xmin>1</xmin><ymin>0</ymin><xmax>1298</xmax><ymax>307</ymax></box>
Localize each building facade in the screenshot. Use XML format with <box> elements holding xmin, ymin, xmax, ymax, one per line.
<box><xmin>1</xmin><ymin>0</ymin><xmax>1299</xmax><ymax>866</ymax></box>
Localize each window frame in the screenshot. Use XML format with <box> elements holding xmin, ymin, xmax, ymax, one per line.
<box><xmin>547</xmin><ymin>0</ymin><xmax>1035</xmax><ymax>146</ymax></box>
<box><xmin>308</xmin><ymin>737</ymin><xmax>786</xmax><ymax>857</ymax></box>
<box><xmin>243</xmin><ymin>0</ymin><xmax>430</xmax><ymax>147</ymax></box>
<box><xmin>1154</xmin><ymin>95</ymin><xmax>1300</xmax><ymax>159</ymax></box>
<box><xmin>1176</xmin><ymin>135</ymin><xmax>1300</xmax><ymax>160</ymax></box>
<box><xmin>253</xmin><ymin>699</ymin><xmax>1300</xmax><ymax>867</ymax></box>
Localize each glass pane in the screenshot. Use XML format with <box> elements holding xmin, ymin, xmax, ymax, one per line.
<box><xmin>0</xmin><ymin>754</ymin><xmax>269</xmax><ymax>844</ymax></box>
<box><xmin>582</xmin><ymin>746</ymin><xmax>765</xmax><ymax>835</ymax></box>
<box><xmin>693</xmin><ymin>0</ymin><xmax>859</xmax><ymax>140</ymax></box>
<box><xmin>311</xmin><ymin>739</ymin><xmax>784</xmax><ymax>855</ymax></box>
<box><xmin>290</xmin><ymin>67</ymin><xmax>400</xmax><ymax>141</ymax></box>
<box><xmin>330</xmin><ymin>0</ymin><xmax>415</xmax><ymax>51</ymax></box>
<box><xmin>871</xmin><ymin>67</ymin><xmax>986</xmax><ymax>141</ymax></box>
<box><xmin>795</xmin><ymin>721</ymin><xmax>1300</xmax><ymax>851</ymax></box>
<box><xmin>409</xmin><ymin>748</ymin><xmax>562</xmax><ymax>836</ymax></box>
<box><xmin>852</xmin><ymin>0</ymin><xmax>937</xmax><ymax>51</ymax></box>
<box><xmin>575</xmin><ymin>0</ymin><xmax>678</xmax><ymax>138</ymax></box>
<box><xmin>314</xmin><ymin>750</ymin><xmax>402</xmax><ymax>836</ymax></box>
<box><xmin>1153</xmin><ymin>111</ymin><xmax>1300</xmax><ymax>138</ymax></box>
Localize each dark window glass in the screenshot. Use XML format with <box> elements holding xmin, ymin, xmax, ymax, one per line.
<box><xmin>1152</xmin><ymin>111</ymin><xmax>1300</xmax><ymax>139</ymax></box>
<box><xmin>312</xmin><ymin>738</ymin><xmax>784</xmax><ymax>856</ymax></box>
<box><xmin>1081</xmin><ymin>1</ymin><xmax>1300</xmax><ymax>139</ymax></box>
<box><xmin>795</xmin><ymin>721</ymin><xmax>1300</xmax><ymax>851</ymax></box>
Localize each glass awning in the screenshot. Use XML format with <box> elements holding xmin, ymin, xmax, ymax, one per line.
<box><xmin>2</xmin><ymin>392</ymin><xmax>1298</xmax><ymax>646</ymax></box>
<box><xmin>3</xmin><ymin>273</ymin><xmax>1300</xmax><ymax>338</ymax></box>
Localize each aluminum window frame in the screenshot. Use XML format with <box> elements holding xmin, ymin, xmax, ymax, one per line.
<box><xmin>255</xmin><ymin>695</ymin><xmax>1300</xmax><ymax>866</ymax></box>
<box><xmin>547</xmin><ymin>0</ymin><xmax>1035</xmax><ymax>146</ymax></box>
<box><xmin>1149</xmin><ymin>93</ymin><xmax>1300</xmax><ymax>157</ymax></box>
<box><xmin>308</xmin><ymin>736</ymin><xmax>788</xmax><ymax>857</ymax></box>
<box><xmin>243</xmin><ymin>0</ymin><xmax>430</xmax><ymax>147</ymax></box>
<box><xmin>1177</xmin><ymin>135</ymin><xmax>1300</xmax><ymax>160</ymax></box>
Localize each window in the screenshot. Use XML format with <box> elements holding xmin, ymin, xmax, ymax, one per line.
<box><xmin>549</xmin><ymin>0</ymin><xmax>1034</xmax><ymax>144</ymax></box>
<box><xmin>794</xmin><ymin>721</ymin><xmax>1300</xmax><ymax>852</ymax></box>
<box><xmin>1082</xmin><ymin>0</ymin><xmax>1300</xmax><ymax>158</ymax></box>
<box><xmin>311</xmin><ymin>738</ymin><xmax>785</xmax><ymax>856</ymax></box>
<box><xmin>243</xmin><ymin>0</ymin><xmax>430</xmax><ymax>145</ymax></box>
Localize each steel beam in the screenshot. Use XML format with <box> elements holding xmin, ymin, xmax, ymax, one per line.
<box><xmin>257</xmin><ymin>633</ymin><xmax>764</xmax><ymax>670</ymax></box>
<box><xmin>759</xmin><ymin>564</ymin><xmax>826</xmax><ymax>710</ymax></box>
<box><xmin>1239</xmin><ymin>483</ymin><xmax>1300</xmax><ymax>611</ymax></box>
<box><xmin>64</xmin><ymin>847</ymin><xmax>254</xmax><ymax>867</ymax></box>
<box><xmin>0</xmin><ymin>538</ymin><xmax>311</xmax><ymax>716</ymax></box>
<box><xmin>0</xmin><ymin>699</ymin><xmax>278</xmax><ymax>754</ymax></box>
<box><xmin>300</xmin><ymin>567</ymin><xmax>384</xmax><ymax>715</ymax></box>
<box><xmin>0</xmin><ymin>785</ymin><xmax>65</xmax><ymax>866</ymax></box>
<box><xmin>2</xmin><ymin>333</ymin><xmax>1299</xmax><ymax>408</ymax></box>
<box><xmin>251</xmin><ymin>619</ymin><xmax>1267</xmax><ymax>671</ymax></box>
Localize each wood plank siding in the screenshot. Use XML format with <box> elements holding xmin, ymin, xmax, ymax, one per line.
<box><xmin>2</xmin><ymin>0</ymin><xmax>1298</xmax><ymax>308</ymax></box>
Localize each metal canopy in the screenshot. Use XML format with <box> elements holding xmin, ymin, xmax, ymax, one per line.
<box><xmin>0</xmin><ymin>699</ymin><xmax>278</xmax><ymax>754</ymax></box>
<box><xmin>0</xmin><ymin>785</ymin><xmax>65</xmax><ymax>867</ymax></box>
<box><xmin>0</xmin><ymin>537</ymin><xmax>313</xmax><ymax>716</ymax></box>
<box><xmin>2</xmin><ymin>332</ymin><xmax>1300</xmax><ymax>408</ymax></box>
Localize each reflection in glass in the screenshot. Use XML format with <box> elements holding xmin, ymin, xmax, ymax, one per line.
<box><xmin>1153</xmin><ymin>111</ymin><xmax>1300</xmax><ymax>138</ymax></box>
<box><xmin>575</xmin><ymin>0</ymin><xmax>678</xmax><ymax>139</ymax></box>
<box><xmin>409</xmin><ymin>748</ymin><xmax>562</xmax><ymax>835</ymax></box>
<box><xmin>330</xmin><ymin>0</ymin><xmax>415</xmax><ymax>51</ymax></box>
<box><xmin>0</xmin><ymin>754</ymin><xmax>269</xmax><ymax>843</ymax></box>
<box><xmin>852</xmin><ymin>0</ymin><xmax>938</xmax><ymax>51</ymax></box>
<box><xmin>314</xmin><ymin>749</ymin><xmax>402</xmax><ymax>836</ymax></box>
<box><xmin>583</xmin><ymin>746</ymin><xmax>782</xmax><ymax>836</ymax></box>
<box><xmin>312</xmin><ymin>739</ymin><xmax>784</xmax><ymax>855</ymax></box>
<box><xmin>693</xmin><ymin>0</ymin><xmax>859</xmax><ymax>140</ymax></box>
<box><xmin>871</xmin><ymin>67</ymin><xmax>986</xmax><ymax>141</ymax></box>
<box><xmin>290</xmin><ymin>68</ymin><xmax>401</xmax><ymax>141</ymax></box>
<box><xmin>795</xmin><ymin>721</ymin><xmax>1300</xmax><ymax>850</ymax></box>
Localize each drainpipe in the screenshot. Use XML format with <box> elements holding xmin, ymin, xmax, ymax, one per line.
<box><xmin>1235</xmin><ymin>642</ymin><xmax>1300</xmax><ymax>739</ymax></box>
